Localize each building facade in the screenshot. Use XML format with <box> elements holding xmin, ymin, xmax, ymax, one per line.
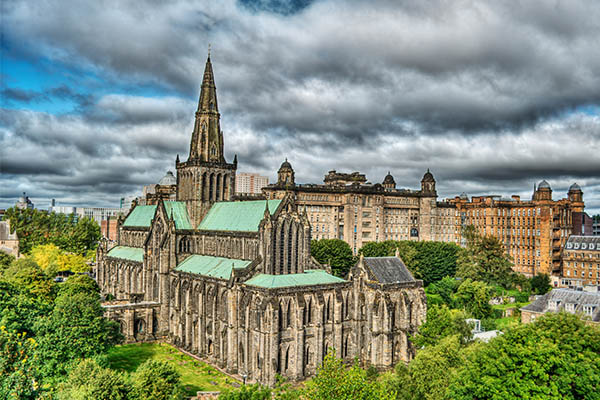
<box><xmin>264</xmin><ymin>167</ymin><xmax>587</xmax><ymax>276</ymax></box>
<box><xmin>236</xmin><ymin>172</ymin><xmax>269</xmax><ymax>194</ymax></box>
<box><xmin>560</xmin><ymin>236</ymin><xmax>600</xmax><ymax>287</ymax></box>
<box><xmin>521</xmin><ymin>287</ymin><xmax>600</xmax><ymax>325</ymax></box>
<box><xmin>96</xmin><ymin>55</ymin><xmax>426</xmax><ymax>385</ymax></box>
<box><xmin>263</xmin><ymin>167</ymin><xmax>456</xmax><ymax>254</ymax></box>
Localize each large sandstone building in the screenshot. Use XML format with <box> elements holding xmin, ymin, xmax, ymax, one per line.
<box><xmin>96</xmin><ymin>56</ymin><xmax>426</xmax><ymax>385</ymax></box>
<box><xmin>265</xmin><ymin>166</ymin><xmax>587</xmax><ymax>277</ymax></box>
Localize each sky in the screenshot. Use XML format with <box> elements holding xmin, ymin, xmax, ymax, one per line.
<box><xmin>1</xmin><ymin>0</ymin><xmax>599</xmax><ymax>215</ymax></box>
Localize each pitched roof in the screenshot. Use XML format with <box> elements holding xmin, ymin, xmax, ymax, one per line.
<box><xmin>521</xmin><ymin>288</ymin><xmax>600</xmax><ymax>322</ymax></box>
<box><xmin>198</xmin><ymin>200</ymin><xmax>281</xmax><ymax>232</ymax></box>
<box><xmin>175</xmin><ymin>255</ymin><xmax>251</xmax><ymax>280</ymax></box>
<box><xmin>123</xmin><ymin>205</ymin><xmax>157</xmax><ymax>227</ymax></box>
<box><xmin>164</xmin><ymin>201</ymin><xmax>193</xmax><ymax>230</ymax></box>
<box><xmin>106</xmin><ymin>246</ymin><xmax>144</xmax><ymax>262</ymax></box>
<box><xmin>122</xmin><ymin>202</ymin><xmax>192</xmax><ymax>230</ymax></box>
<box><xmin>363</xmin><ymin>257</ymin><xmax>416</xmax><ymax>284</ymax></box>
<box><xmin>244</xmin><ymin>270</ymin><xmax>346</xmax><ymax>289</ymax></box>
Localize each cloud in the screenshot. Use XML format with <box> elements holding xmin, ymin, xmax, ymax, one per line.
<box><xmin>1</xmin><ymin>0</ymin><xmax>599</xmax><ymax>214</ymax></box>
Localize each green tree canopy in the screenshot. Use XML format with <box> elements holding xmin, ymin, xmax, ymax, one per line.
<box><xmin>4</xmin><ymin>207</ymin><xmax>101</xmax><ymax>254</ymax></box>
<box><xmin>530</xmin><ymin>273</ymin><xmax>552</xmax><ymax>295</ymax></box>
<box><xmin>34</xmin><ymin>290</ymin><xmax>123</xmax><ymax>378</ymax></box>
<box><xmin>304</xmin><ymin>350</ymin><xmax>396</xmax><ymax>400</ymax></box>
<box><xmin>57</xmin><ymin>358</ymin><xmax>131</xmax><ymax>400</ymax></box>
<box><xmin>412</xmin><ymin>304</ymin><xmax>472</xmax><ymax>348</ymax></box>
<box><xmin>448</xmin><ymin>312</ymin><xmax>600</xmax><ymax>399</ymax></box>
<box><xmin>130</xmin><ymin>359</ymin><xmax>182</xmax><ymax>400</ymax></box>
<box><xmin>310</xmin><ymin>239</ymin><xmax>356</xmax><ymax>278</ymax></box>
<box><xmin>1</xmin><ymin>258</ymin><xmax>55</xmax><ymax>301</ymax></box>
<box><xmin>0</xmin><ymin>328</ymin><xmax>41</xmax><ymax>400</ymax></box>
<box><xmin>0</xmin><ymin>251</ymin><xmax>15</xmax><ymax>274</ymax></box>
<box><xmin>455</xmin><ymin>279</ymin><xmax>493</xmax><ymax>320</ymax></box>
<box><xmin>456</xmin><ymin>226</ymin><xmax>516</xmax><ymax>288</ymax></box>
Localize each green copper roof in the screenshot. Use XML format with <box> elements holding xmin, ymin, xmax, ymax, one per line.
<box><xmin>123</xmin><ymin>205</ymin><xmax>157</xmax><ymax>227</ymax></box>
<box><xmin>175</xmin><ymin>255</ymin><xmax>251</xmax><ymax>279</ymax></box>
<box><xmin>244</xmin><ymin>270</ymin><xmax>346</xmax><ymax>289</ymax></box>
<box><xmin>164</xmin><ymin>201</ymin><xmax>192</xmax><ymax>230</ymax></box>
<box><xmin>198</xmin><ymin>200</ymin><xmax>282</xmax><ymax>232</ymax></box>
<box><xmin>106</xmin><ymin>246</ymin><xmax>144</xmax><ymax>262</ymax></box>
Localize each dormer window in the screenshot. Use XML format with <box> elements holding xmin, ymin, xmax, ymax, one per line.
<box><xmin>583</xmin><ymin>305</ymin><xmax>596</xmax><ymax>317</ymax></box>
<box><xmin>574</xmin><ymin>243</ymin><xmax>580</xmax><ymax>249</ymax></box>
<box><xmin>565</xmin><ymin>302</ymin><xmax>577</xmax><ymax>313</ymax></box>
<box><xmin>549</xmin><ymin>300</ymin><xmax>561</xmax><ymax>311</ymax></box>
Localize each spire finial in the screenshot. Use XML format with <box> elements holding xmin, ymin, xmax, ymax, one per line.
<box><xmin>208</xmin><ymin>43</ymin><xmax>211</xmax><ymax>59</ymax></box>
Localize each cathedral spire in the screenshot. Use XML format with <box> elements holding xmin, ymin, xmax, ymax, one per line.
<box><xmin>188</xmin><ymin>52</ymin><xmax>224</xmax><ymax>162</ymax></box>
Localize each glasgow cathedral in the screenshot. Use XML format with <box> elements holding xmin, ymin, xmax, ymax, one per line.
<box><xmin>96</xmin><ymin>55</ymin><xmax>426</xmax><ymax>385</ymax></box>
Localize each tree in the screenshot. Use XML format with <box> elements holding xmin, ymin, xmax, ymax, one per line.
<box><xmin>456</xmin><ymin>226</ymin><xmax>516</xmax><ymax>288</ymax></box>
<box><xmin>359</xmin><ymin>241</ymin><xmax>396</xmax><ymax>257</ymax></box>
<box><xmin>30</xmin><ymin>244</ymin><xmax>63</xmax><ymax>276</ymax></box>
<box><xmin>390</xmin><ymin>335</ymin><xmax>471</xmax><ymax>400</ymax></box>
<box><xmin>530</xmin><ymin>273</ymin><xmax>551</xmax><ymax>295</ymax></box>
<box><xmin>0</xmin><ymin>251</ymin><xmax>15</xmax><ymax>274</ymax></box>
<box><xmin>34</xmin><ymin>290</ymin><xmax>122</xmax><ymax>378</ymax></box>
<box><xmin>304</xmin><ymin>350</ymin><xmax>396</xmax><ymax>400</ymax></box>
<box><xmin>1</xmin><ymin>258</ymin><xmax>55</xmax><ymax>301</ymax></box>
<box><xmin>412</xmin><ymin>304</ymin><xmax>472</xmax><ymax>348</ymax></box>
<box><xmin>130</xmin><ymin>360</ymin><xmax>182</xmax><ymax>400</ymax></box>
<box><xmin>310</xmin><ymin>239</ymin><xmax>356</xmax><ymax>277</ymax></box>
<box><xmin>426</xmin><ymin>276</ymin><xmax>459</xmax><ymax>308</ymax></box>
<box><xmin>58</xmin><ymin>274</ymin><xmax>100</xmax><ymax>297</ymax></box>
<box><xmin>0</xmin><ymin>281</ymin><xmax>50</xmax><ymax>336</ymax></box>
<box><xmin>57</xmin><ymin>358</ymin><xmax>131</xmax><ymax>400</ymax></box>
<box><xmin>448</xmin><ymin>312</ymin><xmax>600</xmax><ymax>399</ymax></box>
<box><xmin>455</xmin><ymin>279</ymin><xmax>493</xmax><ymax>319</ymax></box>
<box><xmin>0</xmin><ymin>327</ymin><xmax>41</xmax><ymax>400</ymax></box>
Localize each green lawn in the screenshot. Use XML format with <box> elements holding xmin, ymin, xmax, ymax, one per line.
<box><xmin>107</xmin><ymin>342</ymin><xmax>238</xmax><ymax>396</ymax></box>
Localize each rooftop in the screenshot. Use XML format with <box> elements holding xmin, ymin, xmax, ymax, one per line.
<box><xmin>175</xmin><ymin>255</ymin><xmax>251</xmax><ymax>280</ymax></box>
<box><xmin>521</xmin><ymin>288</ymin><xmax>600</xmax><ymax>322</ymax></box>
<box><xmin>106</xmin><ymin>246</ymin><xmax>144</xmax><ymax>262</ymax></box>
<box><xmin>363</xmin><ymin>256</ymin><xmax>416</xmax><ymax>284</ymax></box>
<box><xmin>198</xmin><ymin>199</ymin><xmax>281</xmax><ymax>232</ymax></box>
<box><xmin>244</xmin><ymin>270</ymin><xmax>345</xmax><ymax>289</ymax></box>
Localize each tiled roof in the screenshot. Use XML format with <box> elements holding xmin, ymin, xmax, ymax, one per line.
<box><xmin>106</xmin><ymin>246</ymin><xmax>144</xmax><ymax>262</ymax></box>
<box><xmin>164</xmin><ymin>201</ymin><xmax>192</xmax><ymax>230</ymax></box>
<box><xmin>198</xmin><ymin>200</ymin><xmax>281</xmax><ymax>232</ymax></box>
<box><xmin>175</xmin><ymin>255</ymin><xmax>251</xmax><ymax>279</ymax></box>
<box><xmin>521</xmin><ymin>288</ymin><xmax>600</xmax><ymax>322</ymax></box>
<box><xmin>123</xmin><ymin>202</ymin><xmax>192</xmax><ymax>230</ymax></box>
<box><xmin>123</xmin><ymin>205</ymin><xmax>157</xmax><ymax>227</ymax></box>
<box><xmin>565</xmin><ymin>235</ymin><xmax>600</xmax><ymax>251</ymax></box>
<box><xmin>244</xmin><ymin>270</ymin><xmax>346</xmax><ymax>289</ymax></box>
<box><xmin>363</xmin><ymin>257</ymin><xmax>415</xmax><ymax>284</ymax></box>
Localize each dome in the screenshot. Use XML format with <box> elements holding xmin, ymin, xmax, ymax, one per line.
<box><xmin>159</xmin><ymin>171</ymin><xmax>176</xmax><ymax>186</ymax></box>
<box><xmin>459</xmin><ymin>192</ymin><xmax>468</xmax><ymax>200</ymax></box>
<box><xmin>421</xmin><ymin>169</ymin><xmax>435</xmax><ymax>182</ymax></box>
<box><xmin>278</xmin><ymin>158</ymin><xmax>293</xmax><ymax>171</ymax></box>
<box><xmin>383</xmin><ymin>172</ymin><xmax>395</xmax><ymax>184</ymax></box>
<box><xmin>569</xmin><ymin>183</ymin><xmax>581</xmax><ymax>192</ymax></box>
<box><xmin>538</xmin><ymin>180</ymin><xmax>551</xmax><ymax>190</ymax></box>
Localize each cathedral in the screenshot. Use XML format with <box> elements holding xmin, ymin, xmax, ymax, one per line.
<box><xmin>96</xmin><ymin>55</ymin><xmax>426</xmax><ymax>385</ymax></box>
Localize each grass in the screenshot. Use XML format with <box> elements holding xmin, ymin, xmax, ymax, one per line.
<box><xmin>492</xmin><ymin>301</ymin><xmax>530</xmax><ymax>311</ymax></box>
<box><xmin>107</xmin><ymin>342</ymin><xmax>237</xmax><ymax>396</ymax></box>
<box><xmin>494</xmin><ymin>316</ymin><xmax>521</xmax><ymax>330</ymax></box>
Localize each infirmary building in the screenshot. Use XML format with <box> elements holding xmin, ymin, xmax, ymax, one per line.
<box><xmin>96</xmin><ymin>55</ymin><xmax>426</xmax><ymax>385</ymax></box>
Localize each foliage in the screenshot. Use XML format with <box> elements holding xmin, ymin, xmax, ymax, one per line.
<box><xmin>426</xmin><ymin>276</ymin><xmax>460</xmax><ymax>308</ymax></box>
<box><xmin>34</xmin><ymin>290</ymin><xmax>123</xmax><ymax>378</ymax></box>
<box><xmin>130</xmin><ymin>359</ymin><xmax>183</xmax><ymax>400</ymax></box>
<box><xmin>359</xmin><ymin>240</ymin><xmax>460</xmax><ymax>285</ymax></box>
<box><xmin>413</xmin><ymin>304</ymin><xmax>472</xmax><ymax>348</ymax></box>
<box><xmin>448</xmin><ymin>312</ymin><xmax>600</xmax><ymax>399</ymax></box>
<box><xmin>30</xmin><ymin>243</ymin><xmax>91</xmax><ymax>275</ymax></box>
<box><xmin>304</xmin><ymin>350</ymin><xmax>396</xmax><ymax>400</ymax></box>
<box><xmin>0</xmin><ymin>281</ymin><xmax>50</xmax><ymax>336</ymax></box>
<box><xmin>456</xmin><ymin>226</ymin><xmax>516</xmax><ymax>288</ymax></box>
<box><xmin>4</xmin><ymin>207</ymin><xmax>101</xmax><ymax>254</ymax></box>
<box><xmin>0</xmin><ymin>327</ymin><xmax>41</xmax><ymax>400</ymax></box>
<box><xmin>1</xmin><ymin>258</ymin><xmax>55</xmax><ymax>301</ymax></box>
<box><xmin>455</xmin><ymin>279</ymin><xmax>493</xmax><ymax>319</ymax></box>
<box><xmin>218</xmin><ymin>383</ymin><xmax>272</xmax><ymax>400</ymax></box>
<box><xmin>59</xmin><ymin>274</ymin><xmax>100</xmax><ymax>297</ymax></box>
<box><xmin>530</xmin><ymin>273</ymin><xmax>552</xmax><ymax>295</ymax></box>
<box><xmin>0</xmin><ymin>251</ymin><xmax>15</xmax><ymax>274</ymax></box>
<box><xmin>57</xmin><ymin>358</ymin><xmax>131</xmax><ymax>400</ymax></box>
<box><xmin>310</xmin><ymin>239</ymin><xmax>356</xmax><ymax>277</ymax></box>
<box><xmin>389</xmin><ymin>335</ymin><xmax>470</xmax><ymax>400</ymax></box>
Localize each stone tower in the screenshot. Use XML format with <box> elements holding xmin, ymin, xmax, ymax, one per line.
<box><xmin>176</xmin><ymin>54</ymin><xmax>237</xmax><ymax>226</ymax></box>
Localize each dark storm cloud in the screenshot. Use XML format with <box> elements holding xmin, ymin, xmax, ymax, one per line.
<box><xmin>1</xmin><ymin>0</ymin><xmax>599</xmax><ymax>213</ymax></box>
<box><xmin>1</xmin><ymin>85</ymin><xmax>93</xmax><ymax>108</ymax></box>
